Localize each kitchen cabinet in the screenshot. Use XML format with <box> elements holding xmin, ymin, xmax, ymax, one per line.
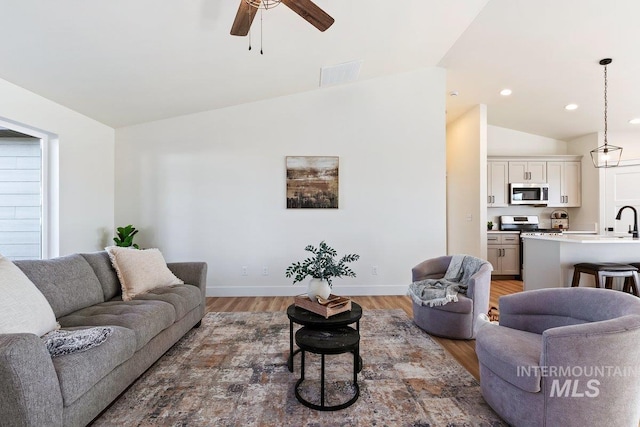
<box><xmin>487</xmin><ymin>161</ymin><xmax>509</xmax><ymax>207</ymax></box>
<box><xmin>487</xmin><ymin>233</ymin><xmax>520</xmax><ymax>275</ymax></box>
<box><xmin>508</xmin><ymin>161</ymin><xmax>546</xmax><ymax>183</ymax></box>
<box><xmin>547</xmin><ymin>161</ymin><xmax>581</xmax><ymax>207</ymax></box>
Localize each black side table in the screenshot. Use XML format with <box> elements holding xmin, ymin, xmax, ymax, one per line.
<box><xmin>286</xmin><ymin>302</ymin><xmax>362</xmax><ymax>372</ymax></box>
<box><xmin>294</xmin><ymin>326</ymin><xmax>360</xmax><ymax>411</ymax></box>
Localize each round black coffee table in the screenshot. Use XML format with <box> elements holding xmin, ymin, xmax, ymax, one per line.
<box><xmin>286</xmin><ymin>302</ymin><xmax>362</xmax><ymax>372</ymax></box>
<box><xmin>294</xmin><ymin>326</ymin><xmax>360</xmax><ymax>411</ymax></box>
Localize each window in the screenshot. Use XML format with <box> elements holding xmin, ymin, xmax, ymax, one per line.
<box><xmin>0</xmin><ymin>128</ymin><xmax>43</xmax><ymax>260</ymax></box>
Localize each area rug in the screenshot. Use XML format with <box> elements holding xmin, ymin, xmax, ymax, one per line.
<box><xmin>93</xmin><ymin>310</ymin><xmax>506</xmax><ymax>426</ymax></box>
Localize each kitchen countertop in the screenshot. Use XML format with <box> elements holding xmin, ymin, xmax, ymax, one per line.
<box><xmin>521</xmin><ymin>234</ymin><xmax>640</xmax><ymax>243</ymax></box>
<box><xmin>488</xmin><ymin>230</ymin><xmax>597</xmax><ymax>234</ymax></box>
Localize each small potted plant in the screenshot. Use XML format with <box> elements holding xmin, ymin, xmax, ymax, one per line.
<box><xmin>487</xmin><ymin>221</ymin><xmax>494</xmax><ymax>231</ymax></box>
<box><xmin>285</xmin><ymin>241</ymin><xmax>360</xmax><ymax>300</ymax></box>
<box><xmin>113</xmin><ymin>225</ymin><xmax>140</xmax><ymax>249</ymax></box>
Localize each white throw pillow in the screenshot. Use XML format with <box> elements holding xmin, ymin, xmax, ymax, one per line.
<box><xmin>105</xmin><ymin>247</ymin><xmax>184</xmax><ymax>301</ymax></box>
<box><xmin>0</xmin><ymin>254</ymin><xmax>58</xmax><ymax>337</ymax></box>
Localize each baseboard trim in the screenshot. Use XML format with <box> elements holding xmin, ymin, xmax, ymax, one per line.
<box><xmin>206</xmin><ymin>284</ymin><xmax>408</xmax><ymax>297</ymax></box>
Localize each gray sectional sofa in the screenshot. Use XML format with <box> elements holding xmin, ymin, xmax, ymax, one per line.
<box><xmin>0</xmin><ymin>251</ymin><xmax>207</xmax><ymax>427</ymax></box>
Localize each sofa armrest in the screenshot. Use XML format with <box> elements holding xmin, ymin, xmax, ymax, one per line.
<box><xmin>0</xmin><ymin>334</ymin><xmax>63</xmax><ymax>426</ymax></box>
<box><xmin>167</xmin><ymin>262</ymin><xmax>208</xmax><ymax>300</ymax></box>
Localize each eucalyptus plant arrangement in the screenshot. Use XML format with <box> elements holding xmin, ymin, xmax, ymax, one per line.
<box><xmin>113</xmin><ymin>224</ymin><xmax>140</xmax><ymax>249</ymax></box>
<box><xmin>285</xmin><ymin>241</ymin><xmax>360</xmax><ymax>287</ymax></box>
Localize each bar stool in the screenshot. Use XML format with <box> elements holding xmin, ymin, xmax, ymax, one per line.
<box><xmin>571</xmin><ymin>263</ymin><xmax>639</xmax><ymax>295</ymax></box>
<box><xmin>627</xmin><ymin>263</ymin><xmax>640</xmax><ymax>296</ymax></box>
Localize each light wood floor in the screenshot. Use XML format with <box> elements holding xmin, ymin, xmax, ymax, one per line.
<box><xmin>205</xmin><ymin>279</ymin><xmax>523</xmax><ymax>380</ymax></box>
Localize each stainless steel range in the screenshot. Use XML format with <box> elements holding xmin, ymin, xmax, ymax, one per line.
<box><xmin>499</xmin><ymin>215</ymin><xmax>563</xmax><ymax>278</ymax></box>
<box><xmin>500</xmin><ymin>215</ymin><xmax>563</xmax><ymax>235</ymax></box>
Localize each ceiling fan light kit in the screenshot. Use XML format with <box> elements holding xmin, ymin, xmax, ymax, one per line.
<box><xmin>590</xmin><ymin>58</ymin><xmax>623</xmax><ymax>168</ymax></box>
<box><xmin>245</xmin><ymin>0</ymin><xmax>281</xmax><ymax>9</ymax></box>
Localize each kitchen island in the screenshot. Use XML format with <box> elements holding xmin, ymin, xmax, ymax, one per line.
<box><xmin>522</xmin><ymin>234</ymin><xmax>640</xmax><ymax>291</ymax></box>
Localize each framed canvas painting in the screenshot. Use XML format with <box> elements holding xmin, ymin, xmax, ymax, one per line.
<box><xmin>286</xmin><ymin>156</ymin><xmax>339</xmax><ymax>209</ymax></box>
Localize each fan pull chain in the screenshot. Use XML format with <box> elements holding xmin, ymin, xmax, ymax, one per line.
<box><xmin>247</xmin><ymin>7</ymin><xmax>252</xmax><ymax>50</ymax></box>
<box><xmin>260</xmin><ymin>8</ymin><xmax>264</xmax><ymax>54</ymax></box>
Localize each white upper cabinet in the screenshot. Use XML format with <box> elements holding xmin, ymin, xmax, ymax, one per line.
<box><xmin>547</xmin><ymin>161</ymin><xmax>581</xmax><ymax>207</ymax></box>
<box><xmin>487</xmin><ymin>161</ymin><xmax>509</xmax><ymax>207</ymax></box>
<box><xmin>489</xmin><ymin>155</ymin><xmax>582</xmax><ymax>208</ymax></box>
<box><xmin>508</xmin><ymin>161</ymin><xmax>546</xmax><ymax>183</ymax></box>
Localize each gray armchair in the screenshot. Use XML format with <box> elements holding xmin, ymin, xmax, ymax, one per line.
<box><xmin>476</xmin><ymin>287</ymin><xmax>640</xmax><ymax>427</ymax></box>
<box><xmin>411</xmin><ymin>255</ymin><xmax>492</xmax><ymax>339</ymax></box>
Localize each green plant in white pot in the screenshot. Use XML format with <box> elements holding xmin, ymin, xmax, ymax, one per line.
<box><xmin>285</xmin><ymin>241</ymin><xmax>360</xmax><ymax>300</ymax></box>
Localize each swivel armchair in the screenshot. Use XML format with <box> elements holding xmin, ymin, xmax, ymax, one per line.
<box><xmin>476</xmin><ymin>287</ymin><xmax>640</xmax><ymax>427</ymax></box>
<box><xmin>411</xmin><ymin>255</ymin><xmax>492</xmax><ymax>339</ymax></box>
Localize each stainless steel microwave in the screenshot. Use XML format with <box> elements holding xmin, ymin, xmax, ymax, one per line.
<box><xmin>509</xmin><ymin>183</ymin><xmax>549</xmax><ymax>205</ymax></box>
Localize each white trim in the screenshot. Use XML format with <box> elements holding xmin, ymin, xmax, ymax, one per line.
<box><xmin>0</xmin><ymin>117</ymin><xmax>59</xmax><ymax>258</ymax></box>
<box><xmin>206</xmin><ymin>283</ymin><xmax>409</xmax><ymax>297</ymax></box>
<box><xmin>615</xmin><ymin>158</ymin><xmax>640</xmax><ymax>167</ymax></box>
<box><xmin>488</xmin><ymin>155</ymin><xmax>583</xmax><ymax>162</ymax></box>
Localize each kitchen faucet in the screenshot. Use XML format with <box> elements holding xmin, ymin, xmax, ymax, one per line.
<box><xmin>615</xmin><ymin>205</ymin><xmax>639</xmax><ymax>238</ymax></box>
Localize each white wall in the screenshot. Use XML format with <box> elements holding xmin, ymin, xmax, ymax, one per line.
<box><xmin>446</xmin><ymin>105</ymin><xmax>487</xmax><ymax>258</ymax></box>
<box><xmin>488</xmin><ymin>125</ymin><xmax>567</xmax><ymax>155</ymax></box>
<box><xmin>115</xmin><ymin>69</ymin><xmax>447</xmax><ymax>297</ymax></box>
<box><xmin>0</xmin><ymin>78</ymin><xmax>115</xmax><ymax>256</ymax></box>
<box><xmin>566</xmin><ymin>133</ymin><xmax>600</xmax><ymax>232</ymax></box>
<box><xmin>608</xmin><ymin>131</ymin><xmax>640</xmax><ymax>162</ymax></box>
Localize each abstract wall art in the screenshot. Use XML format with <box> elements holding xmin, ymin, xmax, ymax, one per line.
<box><xmin>286</xmin><ymin>156</ymin><xmax>339</xmax><ymax>209</ymax></box>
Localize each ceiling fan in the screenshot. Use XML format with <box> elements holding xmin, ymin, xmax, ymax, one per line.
<box><xmin>230</xmin><ymin>0</ymin><xmax>335</xmax><ymax>36</ymax></box>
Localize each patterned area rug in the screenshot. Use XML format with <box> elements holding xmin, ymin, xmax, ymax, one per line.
<box><xmin>93</xmin><ymin>309</ymin><xmax>506</xmax><ymax>426</ymax></box>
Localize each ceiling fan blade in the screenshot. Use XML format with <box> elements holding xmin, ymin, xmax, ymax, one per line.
<box><xmin>230</xmin><ymin>0</ymin><xmax>259</xmax><ymax>36</ymax></box>
<box><xmin>281</xmin><ymin>0</ymin><xmax>335</xmax><ymax>32</ymax></box>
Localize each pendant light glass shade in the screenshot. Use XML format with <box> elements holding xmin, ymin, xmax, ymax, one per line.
<box><xmin>590</xmin><ymin>58</ymin><xmax>622</xmax><ymax>168</ymax></box>
<box><xmin>590</xmin><ymin>143</ymin><xmax>623</xmax><ymax>168</ymax></box>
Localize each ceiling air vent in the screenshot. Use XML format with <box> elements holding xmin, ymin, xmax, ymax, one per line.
<box><xmin>319</xmin><ymin>60</ymin><xmax>363</xmax><ymax>88</ymax></box>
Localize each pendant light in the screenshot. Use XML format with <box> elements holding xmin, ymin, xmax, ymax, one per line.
<box><xmin>590</xmin><ymin>58</ymin><xmax>623</xmax><ymax>168</ymax></box>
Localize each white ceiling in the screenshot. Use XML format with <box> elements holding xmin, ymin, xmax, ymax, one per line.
<box><xmin>1</xmin><ymin>0</ymin><xmax>640</xmax><ymax>141</ymax></box>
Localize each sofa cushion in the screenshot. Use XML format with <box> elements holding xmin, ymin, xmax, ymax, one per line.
<box><xmin>80</xmin><ymin>251</ymin><xmax>121</xmax><ymax>301</ymax></box>
<box><xmin>105</xmin><ymin>247</ymin><xmax>184</xmax><ymax>301</ymax></box>
<box><xmin>133</xmin><ymin>284</ymin><xmax>202</xmax><ymax>320</ymax></box>
<box><xmin>15</xmin><ymin>254</ymin><xmax>105</xmax><ymax>318</ymax></box>
<box><xmin>0</xmin><ymin>254</ymin><xmax>58</xmax><ymax>336</ymax></box>
<box><xmin>476</xmin><ymin>324</ymin><xmax>542</xmax><ymax>393</ymax></box>
<box><xmin>57</xmin><ymin>300</ymin><xmax>176</xmax><ymax>351</ymax></box>
<box><xmin>51</xmin><ymin>326</ymin><xmax>136</xmax><ymax>407</ymax></box>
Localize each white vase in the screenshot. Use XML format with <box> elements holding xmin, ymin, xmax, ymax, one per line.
<box><xmin>307</xmin><ymin>278</ymin><xmax>331</xmax><ymax>301</ymax></box>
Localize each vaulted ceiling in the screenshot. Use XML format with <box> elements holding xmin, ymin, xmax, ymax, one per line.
<box><xmin>1</xmin><ymin>0</ymin><xmax>639</xmax><ymax>141</ymax></box>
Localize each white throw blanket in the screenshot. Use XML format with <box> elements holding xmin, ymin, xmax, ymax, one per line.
<box><xmin>408</xmin><ymin>255</ymin><xmax>487</xmax><ymax>307</ymax></box>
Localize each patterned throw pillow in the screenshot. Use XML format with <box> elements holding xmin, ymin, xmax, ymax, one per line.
<box><xmin>42</xmin><ymin>327</ymin><xmax>114</xmax><ymax>358</ymax></box>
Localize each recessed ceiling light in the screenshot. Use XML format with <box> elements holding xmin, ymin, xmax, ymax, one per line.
<box><xmin>629</xmin><ymin>118</ymin><xmax>640</xmax><ymax>124</ymax></box>
<box><xmin>565</xmin><ymin>104</ymin><xmax>579</xmax><ymax>111</ymax></box>
<box><xmin>449</xmin><ymin>90</ymin><xmax>459</xmax><ymax>97</ymax></box>
<box><xmin>500</xmin><ymin>89</ymin><xmax>512</xmax><ymax>96</ymax></box>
